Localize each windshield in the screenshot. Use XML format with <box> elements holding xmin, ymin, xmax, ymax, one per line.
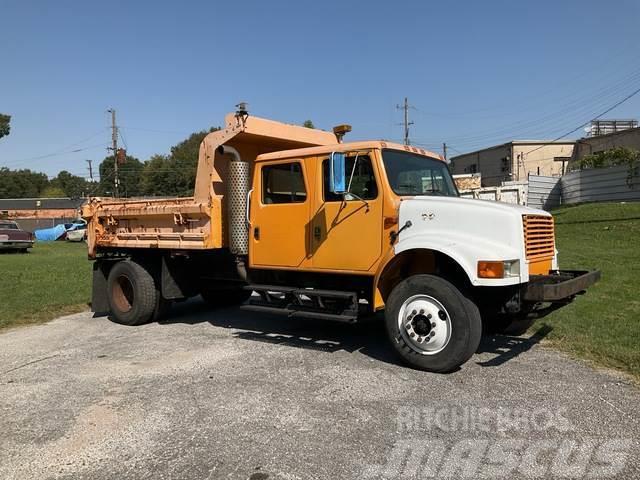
<box><xmin>0</xmin><ymin>222</ymin><xmax>18</xmax><ymax>230</ymax></box>
<box><xmin>382</xmin><ymin>149</ymin><xmax>458</xmax><ymax>197</ymax></box>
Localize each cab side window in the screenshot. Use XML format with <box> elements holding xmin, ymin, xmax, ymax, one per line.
<box><xmin>262</xmin><ymin>162</ymin><xmax>307</xmax><ymax>204</ymax></box>
<box><xmin>322</xmin><ymin>155</ymin><xmax>378</xmax><ymax>202</ymax></box>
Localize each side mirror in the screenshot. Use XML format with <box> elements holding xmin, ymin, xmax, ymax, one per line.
<box><xmin>329</xmin><ymin>152</ymin><xmax>347</xmax><ymax>194</ymax></box>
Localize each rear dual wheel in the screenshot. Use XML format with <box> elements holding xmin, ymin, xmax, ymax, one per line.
<box><xmin>107</xmin><ymin>259</ymin><xmax>170</xmax><ymax>326</ymax></box>
<box><xmin>385</xmin><ymin>274</ymin><xmax>482</xmax><ymax>373</ymax></box>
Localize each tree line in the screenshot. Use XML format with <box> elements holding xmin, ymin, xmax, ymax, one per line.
<box><xmin>0</xmin><ymin>128</ymin><xmax>215</xmax><ymax>199</ymax></box>
<box><xmin>0</xmin><ymin>118</ymin><xmax>317</xmax><ymax>199</ymax></box>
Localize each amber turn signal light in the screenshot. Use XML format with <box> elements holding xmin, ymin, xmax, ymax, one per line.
<box><xmin>383</xmin><ymin>216</ymin><xmax>399</xmax><ymax>229</ymax></box>
<box><xmin>477</xmin><ymin>261</ymin><xmax>505</xmax><ymax>279</ymax></box>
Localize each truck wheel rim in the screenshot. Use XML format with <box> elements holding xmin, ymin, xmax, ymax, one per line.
<box><xmin>113</xmin><ymin>275</ymin><xmax>134</xmax><ymax>313</ymax></box>
<box><xmin>397</xmin><ymin>295</ymin><xmax>452</xmax><ymax>355</ymax></box>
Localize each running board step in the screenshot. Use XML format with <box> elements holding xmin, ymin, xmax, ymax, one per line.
<box><xmin>243</xmin><ymin>284</ymin><xmax>359</xmax><ymax>322</ymax></box>
<box><xmin>241</xmin><ymin>304</ymin><xmax>358</xmax><ymax>323</ymax></box>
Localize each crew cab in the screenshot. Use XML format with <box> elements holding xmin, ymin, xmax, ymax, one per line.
<box><xmin>83</xmin><ymin>109</ymin><xmax>599</xmax><ymax>372</ymax></box>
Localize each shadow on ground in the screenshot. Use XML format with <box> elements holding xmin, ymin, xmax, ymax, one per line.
<box><xmin>148</xmin><ymin>298</ymin><xmax>553</xmax><ymax>371</ymax></box>
<box><xmin>476</xmin><ymin>325</ymin><xmax>552</xmax><ymax>367</ymax></box>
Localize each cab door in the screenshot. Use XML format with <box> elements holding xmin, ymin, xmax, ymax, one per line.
<box><xmin>249</xmin><ymin>159</ymin><xmax>311</xmax><ymax>268</ymax></box>
<box><xmin>310</xmin><ymin>152</ymin><xmax>383</xmax><ymax>271</ymax></box>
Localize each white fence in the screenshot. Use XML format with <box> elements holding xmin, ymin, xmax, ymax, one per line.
<box><xmin>561</xmin><ymin>165</ymin><xmax>640</xmax><ymax>204</ymax></box>
<box><xmin>527</xmin><ymin>174</ymin><xmax>561</xmax><ymax>210</ymax></box>
<box><xmin>460</xmin><ymin>166</ymin><xmax>639</xmax><ymax>210</ymax></box>
<box><xmin>459</xmin><ymin>184</ymin><xmax>527</xmax><ymax>205</ymax></box>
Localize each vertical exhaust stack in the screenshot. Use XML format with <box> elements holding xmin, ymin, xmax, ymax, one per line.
<box><xmin>218</xmin><ymin>145</ymin><xmax>250</xmax><ymax>256</ymax></box>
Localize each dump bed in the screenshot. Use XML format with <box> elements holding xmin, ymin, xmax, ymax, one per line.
<box><xmin>82</xmin><ymin>112</ymin><xmax>337</xmax><ymax>258</ymax></box>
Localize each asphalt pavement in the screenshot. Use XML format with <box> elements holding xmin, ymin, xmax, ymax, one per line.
<box><xmin>1</xmin><ymin>300</ymin><xmax>638</xmax><ymax>479</ymax></box>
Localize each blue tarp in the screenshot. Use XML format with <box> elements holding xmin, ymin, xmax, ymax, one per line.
<box><xmin>34</xmin><ymin>222</ymin><xmax>87</xmax><ymax>241</ymax></box>
<box><xmin>34</xmin><ymin>224</ymin><xmax>68</xmax><ymax>241</ymax></box>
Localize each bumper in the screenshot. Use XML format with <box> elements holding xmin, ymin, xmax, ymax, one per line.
<box><xmin>524</xmin><ymin>270</ymin><xmax>601</xmax><ymax>302</ymax></box>
<box><xmin>0</xmin><ymin>241</ymin><xmax>33</xmax><ymax>250</ymax></box>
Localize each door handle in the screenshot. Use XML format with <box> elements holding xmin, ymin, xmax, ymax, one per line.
<box><xmin>254</xmin><ymin>226</ymin><xmax>260</xmax><ymax>240</ymax></box>
<box><xmin>313</xmin><ymin>226</ymin><xmax>321</xmax><ymax>240</ymax></box>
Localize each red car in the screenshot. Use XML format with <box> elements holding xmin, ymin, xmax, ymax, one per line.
<box><xmin>0</xmin><ymin>220</ymin><xmax>34</xmax><ymax>252</ymax></box>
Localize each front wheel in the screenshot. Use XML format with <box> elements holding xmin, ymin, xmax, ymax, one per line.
<box><xmin>384</xmin><ymin>274</ymin><xmax>482</xmax><ymax>373</ymax></box>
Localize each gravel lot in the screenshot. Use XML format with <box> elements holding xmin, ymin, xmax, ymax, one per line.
<box><xmin>1</xmin><ymin>301</ymin><xmax>638</xmax><ymax>479</ymax></box>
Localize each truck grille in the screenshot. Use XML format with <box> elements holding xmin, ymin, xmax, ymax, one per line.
<box><xmin>523</xmin><ymin>215</ymin><xmax>555</xmax><ymax>260</ymax></box>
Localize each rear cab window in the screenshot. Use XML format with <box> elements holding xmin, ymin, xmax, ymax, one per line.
<box><xmin>262</xmin><ymin>162</ymin><xmax>307</xmax><ymax>204</ymax></box>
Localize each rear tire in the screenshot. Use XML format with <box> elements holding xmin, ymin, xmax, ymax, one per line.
<box><xmin>200</xmin><ymin>287</ymin><xmax>251</xmax><ymax>307</ymax></box>
<box><xmin>107</xmin><ymin>259</ymin><xmax>158</xmax><ymax>326</ymax></box>
<box><xmin>384</xmin><ymin>274</ymin><xmax>482</xmax><ymax>373</ymax></box>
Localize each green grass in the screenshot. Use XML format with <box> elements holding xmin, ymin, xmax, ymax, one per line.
<box><xmin>536</xmin><ymin>202</ymin><xmax>640</xmax><ymax>379</ymax></box>
<box><xmin>0</xmin><ymin>242</ymin><xmax>91</xmax><ymax>330</ymax></box>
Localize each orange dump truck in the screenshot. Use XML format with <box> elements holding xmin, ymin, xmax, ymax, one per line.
<box><xmin>83</xmin><ymin>108</ymin><xmax>599</xmax><ymax>372</ymax></box>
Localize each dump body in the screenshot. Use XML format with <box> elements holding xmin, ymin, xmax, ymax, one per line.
<box><xmin>82</xmin><ymin>113</ymin><xmax>337</xmax><ymax>258</ymax></box>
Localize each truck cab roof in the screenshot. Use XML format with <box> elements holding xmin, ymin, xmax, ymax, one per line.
<box><xmin>255</xmin><ymin>140</ymin><xmax>444</xmax><ymax>163</ymax></box>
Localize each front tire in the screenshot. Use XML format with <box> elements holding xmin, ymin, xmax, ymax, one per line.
<box><xmin>107</xmin><ymin>260</ymin><xmax>159</xmax><ymax>326</ymax></box>
<box><xmin>384</xmin><ymin>274</ymin><xmax>482</xmax><ymax>373</ymax></box>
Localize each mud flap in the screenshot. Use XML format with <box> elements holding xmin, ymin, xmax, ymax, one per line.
<box><xmin>91</xmin><ymin>261</ymin><xmax>110</xmax><ymax>314</ymax></box>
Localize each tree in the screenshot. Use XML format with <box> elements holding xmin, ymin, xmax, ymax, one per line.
<box><xmin>302</xmin><ymin>120</ymin><xmax>315</xmax><ymax>129</ymax></box>
<box><xmin>0</xmin><ymin>168</ymin><xmax>49</xmax><ymax>198</ymax></box>
<box><xmin>576</xmin><ymin>146</ymin><xmax>640</xmax><ymax>170</ymax></box>
<box><xmin>140</xmin><ymin>128</ymin><xmax>217</xmax><ymax>196</ymax></box>
<box><xmin>0</xmin><ymin>114</ymin><xmax>10</xmax><ymax>139</ymax></box>
<box><xmin>40</xmin><ymin>186</ymin><xmax>66</xmax><ymax>198</ymax></box>
<box><xmin>98</xmin><ymin>155</ymin><xmax>144</xmax><ymax>197</ymax></box>
<box><xmin>49</xmin><ymin>170</ymin><xmax>90</xmax><ymax>198</ymax></box>
<box><xmin>140</xmin><ymin>154</ymin><xmax>172</xmax><ymax>196</ymax></box>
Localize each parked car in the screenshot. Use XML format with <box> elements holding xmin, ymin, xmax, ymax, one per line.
<box><xmin>0</xmin><ymin>220</ymin><xmax>34</xmax><ymax>252</ymax></box>
<box><xmin>66</xmin><ymin>221</ymin><xmax>87</xmax><ymax>242</ymax></box>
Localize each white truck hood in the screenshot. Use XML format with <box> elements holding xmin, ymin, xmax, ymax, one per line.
<box><xmin>395</xmin><ymin>196</ymin><xmax>553</xmax><ymax>286</ymax></box>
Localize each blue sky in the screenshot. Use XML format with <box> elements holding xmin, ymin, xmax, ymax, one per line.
<box><xmin>1</xmin><ymin>0</ymin><xmax>639</xmax><ymax>178</ymax></box>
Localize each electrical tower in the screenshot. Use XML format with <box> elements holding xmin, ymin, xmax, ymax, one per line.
<box><xmin>107</xmin><ymin>108</ymin><xmax>119</xmax><ymax>197</ymax></box>
<box><xmin>396</xmin><ymin>97</ymin><xmax>415</xmax><ymax>145</ymax></box>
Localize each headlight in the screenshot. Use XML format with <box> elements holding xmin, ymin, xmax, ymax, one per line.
<box><xmin>477</xmin><ymin>260</ymin><xmax>520</xmax><ymax>279</ymax></box>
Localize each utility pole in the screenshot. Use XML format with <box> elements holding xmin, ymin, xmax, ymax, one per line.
<box><xmin>107</xmin><ymin>108</ymin><xmax>119</xmax><ymax>197</ymax></box>
<box><xmin>442</xmin><ymin>142</ymin><xmax>448</xmax><ymax>162</ymax></box>
<box><xmin>396</xmin><ymin>97</ymin><xmax>414</xmax><ymax>145</ymax></box>
<box><xmin>85</xmin><ymin>159</ymin><xmax>93</xmax><ymax>181</ymax></box>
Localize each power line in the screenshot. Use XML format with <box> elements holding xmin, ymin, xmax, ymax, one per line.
<box><xmin>525</xmin><ymin>85</ymin><xmax>640</xmax><ymax>156</ymax></box>
<box><xmin>437</xmin><ymin>69</ymin><xmax>640</xmax><ymax>146</ymax></box>
<box><xmin>119</xmin><ymin>126</ymin><xmax>194</xmax><ymax>135</ymax></box>
<box><xmin>2</xmin><ymin>143</ymin><xmax>109</xmax><ymax>168</ymax></box>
